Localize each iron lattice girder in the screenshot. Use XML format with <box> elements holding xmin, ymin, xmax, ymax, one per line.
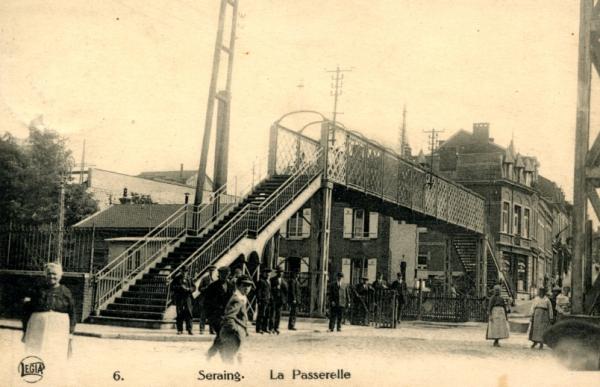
<box><xmin>583</xmin><ymin>1</ymin><xmax>600</xmax><ymax>220</ymax></box>
<box><xmin>324</xmin><ymin>126</ymin><xmax>486</xmax><ymax>234</ymax></box>
<box><xmin>592</xmin><ymin>1</ymin><xmax>600</xmax><ymax>76</ymax></box>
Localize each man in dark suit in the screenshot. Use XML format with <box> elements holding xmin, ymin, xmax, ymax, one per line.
<box><xmin>287</xmin><ymin>271</ymin><xmax>301</xmax><ymax>330</ymax></box>
<box><xmin>197</xmin><ymin>265</ymin><xmax>217</xmax><ymax>334</ymax></box>
<box><xmin>353</xmin><ymin>276</ymin><xmax>371</xmax><ymax>325</ymax></box>
<box><xmin>328</xmin><ymin>272</ymin><xmax>350</xmax><ymax>332</ymax></box>
<box><xmin>255</xmin><ymin>268</ymin><xmax>271</xmax><ymax>334</ymax></box>
<box><xmin>268</xmin><ymin>267</ymin><xmax>287</xmax><ymax>334</ymax></box>
<box><xmin>172</xmin><ymin>266</ymin><xmax>196</xmax><ymax>335</ymax></box>
<box><xmin>204</xmin><ymin>266</ymin><xmax>233</xmax><ymax>342</ymax></box>
<box><xmin>390</xmin><ymin>272</ymin><xmax>408</xmax><ymax>323</ymax></box>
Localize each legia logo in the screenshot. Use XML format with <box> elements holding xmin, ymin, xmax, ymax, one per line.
<box><xmin>18</xmin><ymin>356</ymin><xmax>45</xmax><ymax>383</ymax></box>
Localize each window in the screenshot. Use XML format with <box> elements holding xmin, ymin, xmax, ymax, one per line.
<box><xmin>343</xmin><ymin>208</ymin><xmax>378</xmax><ymax>239</ymax></box>
<box><xmin>523</xmin><ymin>208</ymin><xmax>530</xmax><ymax>238</ymax></box>
<box><xmin>417</xmin><ymin>252</ymin><xmax>429</xmax><ymax>270</ymax></box>
<box><xmin>353</xmin><ymin>209</ymin><xmax>365</xmax><ymax>237</ymax></box>
<box><xmin>281</xmin><ymin>208</ymin><xmax>311</xmax><ymax>239</ymax></box>
<box><xmin>501</xmin><ymin>202</ymin><xmax>510</xmax><ymax>233</ymax></box>
<box><xmin>513</xmin><ymin>205</ymin><xmax>522</xmax><ymax>236</ymax></box>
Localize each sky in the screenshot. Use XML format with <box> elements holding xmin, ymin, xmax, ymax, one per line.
<box><xmin>1</xmin><ymin>0</ymin><xmax>598</xmax><ymax>201</ymax></box>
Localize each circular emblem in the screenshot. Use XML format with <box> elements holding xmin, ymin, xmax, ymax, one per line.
<box><xmin>18</xmin><ymin>356</ymin><xmax>45</xmax><ymax>383</ymax></box>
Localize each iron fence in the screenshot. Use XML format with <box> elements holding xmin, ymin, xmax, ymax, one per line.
<box><xmin>349</xmin><ymin>288</ymin><xmax>398</xmax><ymax>328</ymax></box>
<box><xmin>0</xmin><ymin>224</ymin><xmax>95</xmax><ymax>272</ymax></box>
<box><xmin>401</xmin><ymin>293</ymin><xmax>488</xmax><ymax>323</ymax></box>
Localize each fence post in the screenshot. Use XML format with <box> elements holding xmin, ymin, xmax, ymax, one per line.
<box><xmin>417</xmin><ymin>280</ymin><xmax>423</xmax><ymax>320</ymax></box>
<box><xmin>47</xmin><ymin>223</ymin><xmax>53</xmax><ymax>261</ymax></box>
<box><xmin>6</xmin><ymin>220</ymin><xmax>12</xmax><ymax>267</ymax></box>
<box><xmin>89</xmin><ymin>225</ymin><xmax>96</xmax><ymax>274</ymax></box>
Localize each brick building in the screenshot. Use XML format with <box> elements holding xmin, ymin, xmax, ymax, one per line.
<box><xmin>430</xmin><ymin>123</ymin><xmax>572</xmax><ymax>299</ymax></box>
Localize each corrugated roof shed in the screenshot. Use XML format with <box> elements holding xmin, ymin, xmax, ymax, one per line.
<box><xmin>73</xmin><ymin>204</ymin><xmax>182</xmax><ymax>229</ymax></box>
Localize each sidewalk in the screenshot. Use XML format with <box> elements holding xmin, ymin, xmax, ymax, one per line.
<box><xmin>0</xmin><ymin>317</ymin><xmax>487</xmax><ymax>342</ymax></box>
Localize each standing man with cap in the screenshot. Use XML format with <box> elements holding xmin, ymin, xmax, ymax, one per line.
<box><xmin>171</xmin><ymin>266</ymin><xmax>195</xmax><ymax>335</ymax></box>
<box><xmin>328</xmin><ymin>272</ymin><xmax>350</xmax><ymax>332</ymax></box>
<box><xmin>390</xmin><ymin>273</ymin><xmax>408</xmax><ymax>323</ymax></box>
<box><xmin>207</xmin><ymin>275</ymin><xmax>254</xmax><ymax>364</ymax></box>
<box><xmin>204</xmin><ymin>266</ymin><xmax>233</xmax><ymax>343</ymax></box>
<box><xmin>269</xmin><ymin>267</ymin><xmax>287</xmax><ymax>334</ymax></box>
<box><xmin>197</xmin><ymin>265</ymin><xmax>217</xmax><ymax>334</ymax></box>
<box><xmin>255</xmin><ymin>268</ymin><xmax>271</xmax><ymax>334</ymax></box>
<box><xmin>287</xmin><ymin>271</ymin><xmax>301</xmax><ymax>330</ymax></box>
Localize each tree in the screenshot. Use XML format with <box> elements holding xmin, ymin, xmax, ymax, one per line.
<box><xmin>0</xmin><ymin>120</ymin><xmax>98</xmax><ymax>226</ymax></box>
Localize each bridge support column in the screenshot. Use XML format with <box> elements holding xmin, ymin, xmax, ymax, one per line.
<box><xmin>444</xmin><ymin>236</ymin><xmax>453</xmax><ymax>295</ymax></box>
<box><xmin>309</xmin><ymin>184</ymin><xmax>332</xmax><ymax>317</ymax></box>
<box><xmin>475</xmin><ymin>236</ymin><xmax>488</xmax><ymax>297</ymax></box>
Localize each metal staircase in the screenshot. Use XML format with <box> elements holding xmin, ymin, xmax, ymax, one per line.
<box><xmin>92</xmin><ymin>185</ymin><xmax>236</xmax><ymax>316</ymax></box>
<box><xmin>452</xmin><ymin>234</ymin><xmax>514</xmax><ymax>300</ymax></box>
<box><xmin>91</xmin><ymin>148</ymin><xmax>323</xmax><ymax>324</ymax></box>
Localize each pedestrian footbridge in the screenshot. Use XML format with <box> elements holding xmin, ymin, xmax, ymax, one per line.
<box><xmin>90</xmin><ymin>112</ymin><xmax>509</xmax><ymax>326</ymax></box>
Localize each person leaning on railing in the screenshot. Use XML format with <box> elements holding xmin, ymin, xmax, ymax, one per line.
<box><xmin>22</xmin><ymin>263</ymin><xmax>76</xmax><ymax>363</ymax></box>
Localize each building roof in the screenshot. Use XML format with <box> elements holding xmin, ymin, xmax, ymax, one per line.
<box><xmin>73</xmin><ymin>204</ymin><xmax>182</xmax><ymax>229</ymax></box>
<box><xmin>137</xmin><ymin>170</ymin><xmax>213</xmax><ymax>188</ymax></box>
<box><xmin>535</xmin><ymin>175</ymin><xmax>567</xmax><ymax>205</ymax></box>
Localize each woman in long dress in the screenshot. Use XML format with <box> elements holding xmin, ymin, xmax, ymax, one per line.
<box><xmin>486</xmin><ymin>285</ymin><xmax>509</xmax><ymax>347</ymax></box>
<box><xmin>529</xmin><ymin>287</ymin><xmax>553</xmax><ymax>349</ymax></box>
<box><xmin>22</xmin><ymin>262</ymin><xmax>76</xmax><ymax>361</ymax></box>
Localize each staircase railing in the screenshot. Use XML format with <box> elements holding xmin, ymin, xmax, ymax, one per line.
<box><xmin>93</xmin><ymin>186</ymin><xmax>234</xmax><ymax>313</ymax></box>
<box><xmin>485</xmin><ymin>234</ymin><xmax>515</xmax><ymax>300</ymax></box>
<box><xmin>163</xmin><ymin>147</ymin><xmax>324</xmax><ymax>307</ymax></box>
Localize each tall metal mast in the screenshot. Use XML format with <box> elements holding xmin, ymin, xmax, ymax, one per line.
<box><xmin>571</xmin><ymin>0</ymin><xmax>600</xmax><ymax>314</ymax></box>
<box><xmin>194</xmin><ymin>0</ymin><xmax>239</xmax><ymax>205</ymax></box>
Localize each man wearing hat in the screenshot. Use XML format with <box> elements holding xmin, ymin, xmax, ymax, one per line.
<box><xmin>352</xmin><ymin>276</ymin><xmax>371</xmax><ymax>325</ymax></box>
<box><xmin>207</xmin><ymin>275</ymin><xmax>254</xmax><ymax>363</ymax></box>
<box><xmin>171</xmin><ymin>266</ymin><xmax>196</xmax><ymax>335</ymax></box>
<box><xmin>268</xmin><ymin>267</ymin><xmax>288</xmax><ymax>334</ymax></box>
<box><xmin>328</xmin><ymin>272</ymin><xmax>350</xmax><ymax>332</ymax></box>
<box><xmin>287</xmin><ymin>271</ymin><xmax>301</xmax><ymax>330</ymax></box>
<box><xmin>390</xmin><ymin>273</ymin><xmax>408</xmax><ymax>323</ymax></box>
<box><xmin>204</xmin><ymin>266</ymin><xmax>233</xmax><ymax>344</ymax></box>
<box><xmin>255</xmin><ymin>268</ymin><xmax>272</xmax><ymax>334</ymax></box>
<box><xmin>197</xmin><ymin>265</ymin><xmax>217</xmax><ymax>334</ymax></box>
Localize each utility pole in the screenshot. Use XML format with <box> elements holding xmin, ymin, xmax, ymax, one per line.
<box><xmin>79</xmin><ymin>139</ymin><xmax>86</xmax><ymax>184</ymax></box>
<box><xmin>326</xmin><ymin>66</ymin><xmax>352</xmax><ymax>128</ymax></box>
<box><xmin>399</xmin><ymin>104</ymin><xmax>408</xmax><ymax>156</ymax></box>
<box><xmin>56</xmin><ymin>179</ymin><xmax>65</xmax><ymax>265</ymax></box>
<box><xmin>194</xmin><ymin>0</ymin><xmax>239</xmax><ymax>206</ymax></box>
<box><xmin>423</xmin><ymin>128</ymin><xmax>444</xmax><ymax>172</ymax></box>
<box><xmin>571</xmin><ymin>0</ymin><xmax>600</xmax><ymax>315</ymax></box>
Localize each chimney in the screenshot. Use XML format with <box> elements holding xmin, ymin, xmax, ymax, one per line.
<box><xmin>472</xmin><ymin>122</ymin><xmax>490</xmax><ymax>143</ymax></box>
<box><xmin>180</xmin><ymin>163</ymin><xmax>184</xmax><ymax>182</ymax></box>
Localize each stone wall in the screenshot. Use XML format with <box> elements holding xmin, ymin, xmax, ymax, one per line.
<box><xmin>0</xmin><ymin>271</ymin><xmax>94</xmax><ymax>324</ymax></box>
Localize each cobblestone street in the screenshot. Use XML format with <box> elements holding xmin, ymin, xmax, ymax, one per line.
<box><xmin>2</xmin><ymin>320</ymin><xmax>598</xmax><ymax>387</ymax></box>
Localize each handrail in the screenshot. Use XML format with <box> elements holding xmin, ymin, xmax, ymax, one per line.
<box><xmin>94</xmin><ymin>204</ymin><xmax>189</xmax><ymax>278</ymax></box>
<box><xmin>485</xmin><ymin>234</ymin><xmax>515</xmax><ymax>300</ymax></box>
<box><xmin>93</xmin><ymin>186</ymin><xmax>237</xmax><ymax>313</ymax></box>
<box><xmin>163</xmin><ymin>147</ymin><xmax>324</xmax><ymax>306</ymax></box>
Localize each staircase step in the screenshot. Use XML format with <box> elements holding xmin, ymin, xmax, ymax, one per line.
<box><xmin>122</xmin><ymin>291</ymin><xmax>168</xmax><ymax>299</ymax></box>
<box><xmin>107</xmin><ymin>303</ymin><xmax>166</xmax><ymax>312</ymax></box>
<box><xmin>100</xmin><ymin>309</ymin><xmax>165</xmax><ymax>320</ymax></box>
<box><xmin>115</xmin><ymin>297</ymin><xmax>167</xmax><ymax>306</ymax></box>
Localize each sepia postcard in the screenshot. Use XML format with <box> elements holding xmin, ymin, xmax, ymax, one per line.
<box><xmin>1</xmin><ymin>1</ymin><xmax>599</xmax><ymax>386</ymax></box>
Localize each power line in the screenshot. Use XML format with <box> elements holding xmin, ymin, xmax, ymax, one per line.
<box><xmin>325</xmin><ymin>66</ymin><xmax>353</xmax><ymax>128</ymax></box>
<box><xmin>422</xmin><ymin>128</ymin><xmax>444</xmax><ymax>171</ymax></box>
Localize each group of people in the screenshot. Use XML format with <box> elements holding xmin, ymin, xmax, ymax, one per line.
<box><xmin>329</xmin><ymin>271</ymin><xmax>410</xmax><ymax>331</ymax></box>
<box><xmin>255</xmin><ymin>267</ymin><xmax>301</xmax><ymax>334</ymax></box>
<box><xmin>486</xmin><ymin>285</ymin><xmax>571</xmax><ymax>348</ymax></box>
<box><xmin>171</xmin><ymin>264</ymin><xmax>302</xmax><ymax>362</ymax></box>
